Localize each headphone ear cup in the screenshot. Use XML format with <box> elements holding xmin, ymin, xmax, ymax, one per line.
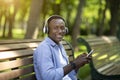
<box><xmin>43</xmin><ymin>21</ymin><xmax>48</xmax><ymax>34</ymax></box>
<box><xmin>45</xmin><ymin>26</ymin><xmax>48</xmax><ymax>33</ymax></box>
<box><xmin>65</xmin><ymin>27</ymin><xmax>69</xmax><ymax>34</ymax></box>
<box><xmin>43</xmin><ymin>26</ymin><xmax>48</xmax><ymax>34</ymax></box>
<box><xmin>43</xmin><ymin>26</ymin><xmax>46</xmax><ymax>33</ymax></box>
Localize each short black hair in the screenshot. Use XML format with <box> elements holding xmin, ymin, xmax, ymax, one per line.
<box><xmin>47</xmin><ymin>15</ymin><xmax>65</xmax><ymax>25</ymax></box>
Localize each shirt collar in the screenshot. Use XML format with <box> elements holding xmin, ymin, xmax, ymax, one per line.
<box><xmin>45</xmin><ymin>37</ymin><xmax>60</xmax><ymax>47</ymax></box>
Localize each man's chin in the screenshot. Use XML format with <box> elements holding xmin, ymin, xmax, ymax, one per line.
<box><xmin>57</xmin><ymin>37</ymin><xmax>63</xmax><ymax>41</ymax></box>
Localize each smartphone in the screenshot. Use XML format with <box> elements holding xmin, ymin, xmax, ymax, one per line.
<box><xmin>87</xmin><ymin>49</ymin><xmax>94</xmax><ymax>57</ymax></box>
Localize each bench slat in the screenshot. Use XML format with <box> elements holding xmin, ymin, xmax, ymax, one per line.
<box><xmin>19</xmin><ymin>74</ymin><xmax>36</xmax><ymax>80</ymax></box>
<box><xmin>0</xmin><ymin>39</ymin><xmax>42</xmax><ymax>44</ymax></box>
<box><xmin>0</xmin><ymin>49</ymin><xmax>33</xmax><ymax>60</ymax></box>
<box><xmin>0</xmin><ymin>57</ymin><xmax>33</xmax><ymax>71</ymax></box>
<box><xmin>0</xmin><ymin>42</ymin><xmax>39</xmax><ymax>51</ymax></box>
<box><xmin>0</xmin><ymin>66</ymin><xmax>34</xmax><ymax>80</ymax></box>
<box><xmin>101</xmin><ymin>65</ymin><xmax>117</xmax><ymax>75</ymax></box>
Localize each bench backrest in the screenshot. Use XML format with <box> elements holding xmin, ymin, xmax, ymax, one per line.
<box><xmin>0</xmin><ymin>39</ymin><xmax>74</xmax><ymax>80</ymax></box>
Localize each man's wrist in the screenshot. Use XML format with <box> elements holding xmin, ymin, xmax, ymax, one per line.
<box><xmin>70</xmin><ymin>62</ymin><xmax>76</xmax><ymax>69</ymax></box>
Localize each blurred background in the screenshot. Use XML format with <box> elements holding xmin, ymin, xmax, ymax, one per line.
<box><xmin>0</xmin><ymin>0</ymin><xmax>120</xmax><ymax>79</ymax></box>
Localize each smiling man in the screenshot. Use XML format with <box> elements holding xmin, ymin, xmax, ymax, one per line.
<box><xmin>33</xmin><ymin>15</ymin><xmax>91</xmax><ymax>80</ymax></box>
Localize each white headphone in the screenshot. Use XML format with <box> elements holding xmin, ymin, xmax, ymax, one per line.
<box><xmin>43</xmin><ymin>20</ymin><xmax>49</xmax><ymax>34</ymax></box>
<box><xmin>43</xmin><ymin>15</ymin><xmax>69</xmax><ymax>34</ymax></box>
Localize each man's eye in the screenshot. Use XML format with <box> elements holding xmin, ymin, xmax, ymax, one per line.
<box><xmin>61</xmin><ymin>27</ymin><xmax>65</xmax><ymax>30</ymax></box>
<box><xmin>54</xmin><ymin>27</ymin><xmax>58</xmax><ymax>30</ymax></box>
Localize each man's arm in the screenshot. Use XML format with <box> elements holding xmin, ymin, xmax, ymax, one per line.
<box><xmin>63</xmin><ymin>53</ymin><xmax>91</xmax><ymax>76</ymax></box>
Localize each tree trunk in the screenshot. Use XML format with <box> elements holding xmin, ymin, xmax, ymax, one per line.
<box><xmin>7</xmin><ymin>13</ymin><xmax>13</xmax><ymax>38</ymax></box>
<box><xmin>24</xmin><ymin>0</ymin><xmax>43</xmax><ymax>39</ymax></box>
<box><xmin>0</xmin><ymin>11</ymin><xmax>2</xmax><ymax>30</ymax></box>
<box><xmin>71</xmin><ymin>0</ymin><xmax>86</xmax><ymax>49</ymax></box>
<box><xmin>109</xmin><ymin>0</ymin><xmax>120</xmax><ymax>35</ymax></box>
<box><xmin>7</xmin><ymin>11</ymin><xmax>15</xmax><ymax>38</ymax></box>
<box><xmin>96</xmin><ymin>0</ymin><xmax>108</xmax><ymax>36</ymax></box>
<box><xmin>65</xmin><ymin>1</ymin><xmax>73</xmax><ymax>35</ymax></box>
<box><xmin>53</xmin><ymin>4</ymin><xmax>61</xmax><ymax>15</ymax></box>
<box><xmin>2</xmin><ymin>10</ymin><xmax>8</xmax><ymax>38</ymax></box>
<box><xmin>2</xmin><ymin>17</ymin><xmax>7</xmax><ymax>38</ymax></box>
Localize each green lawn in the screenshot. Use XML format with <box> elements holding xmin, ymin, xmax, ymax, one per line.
<box><xmin>0</xmin><ymin>29</ymin><xmax>25</xmax><ymax>39</ymax></box>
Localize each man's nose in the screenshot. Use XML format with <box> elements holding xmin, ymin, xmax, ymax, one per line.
<box><xmin>58</xmin><ymin>28</ymin><xmax>65</xmax><ymax>33</ymax></box>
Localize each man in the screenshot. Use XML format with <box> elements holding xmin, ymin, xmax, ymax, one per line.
<box><xmin>33</xmin><ymin>15</ymin><xmax>91</xmax><ymax>80</ymax></box>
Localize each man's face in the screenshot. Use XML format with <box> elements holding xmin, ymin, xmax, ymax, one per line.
<box><xmin>48</xmin><ymin>19</ymin><xmax>65</xmax><ymax>44</ymax></box>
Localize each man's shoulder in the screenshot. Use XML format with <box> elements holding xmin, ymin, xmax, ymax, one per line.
<box><xmin>38</xmin><ymin>40</ymin><xmax>49</xmax><ymax>47</ymax></box>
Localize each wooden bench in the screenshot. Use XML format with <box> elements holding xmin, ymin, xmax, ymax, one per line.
<box><xmin>0</xmin><ymin>39</ymin><xmax>74</xmax><ymax>80</ymax></box>
<box><xmin>77</xmin><ymin>36</ymin><xmax>120</xmax><ymax>80</ymax></box>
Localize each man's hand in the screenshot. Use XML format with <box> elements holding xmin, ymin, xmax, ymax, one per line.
<box><xmin>73</xmin><ymin>53</ymin><xmax>92</xmax><ymax>71</ymax></box>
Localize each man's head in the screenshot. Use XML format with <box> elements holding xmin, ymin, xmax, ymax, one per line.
<box><xmin>43</xmin><ymin>15</ymin><xmax>67</xmax><ymax>44</ymax></box>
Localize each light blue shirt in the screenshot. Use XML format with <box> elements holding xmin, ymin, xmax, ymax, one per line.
<box><xmin>33</xmin><ymin>37</ymin><xmax>77</xmax><ymax>80</ymax></box>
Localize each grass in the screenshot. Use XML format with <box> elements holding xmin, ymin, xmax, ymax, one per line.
<box><xmin>12</xmin><ymin>29</ymin><xmax>25</xmax><ymax>39</ymax></box>
<box><xmin>0</xmin><ymin>28</ymin><xmax>25</xmax><ymax>39</ymax></box>
<box><xmin>77</xmin><ymin>64</ymin><xmax>91</xmax><ymax>80</ymax></box>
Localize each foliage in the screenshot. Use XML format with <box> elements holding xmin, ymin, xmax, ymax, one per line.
<box><xmin>77</xmin><ymin>64</ymin><xmax>90</xmax><ymax>80</ymax></box>
<box><xmin>0</xmin><ymin>0</ymin><xmax>120</xmax><ymax>39</ymax></box>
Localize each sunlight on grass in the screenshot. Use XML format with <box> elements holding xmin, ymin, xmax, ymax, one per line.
<box><xmin>92</xmin><ymin>52</ymin><xmax>99</xmax><ymax>57</ymax></box>
<box><xmin>98</xmin><ymin>54</ymin><xmax>108</xmax><ymax>60</ymax></box>
<box><xmin>75</xmin><ymin>45</ymin><xmax>87</xmax><ymax>58</ymax></box>
<box><xmin>0</xmin><ymin>28</ymin><xmax>25</xmax><ymax>39</ymax></box>
<box><xmin>109</xmin><ymin>55</ymin><xmax>117</xmax><ymax>60</ymax></box>
<box><xmin>13</xmin><ymin>29</ymin><xmax>25</xmax><ymax>39</ymax></box>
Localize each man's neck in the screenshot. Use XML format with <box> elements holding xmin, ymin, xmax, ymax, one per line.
<box><xmin>48</xmin><ymin>36</ymin><xmax>59</xmax><ymax>45</ymax></box>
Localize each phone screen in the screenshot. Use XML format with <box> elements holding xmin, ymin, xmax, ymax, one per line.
<box><xmin>87</xmin><ymin>49</ymin><xmax>94</xmax><ymax>57</ymax></box>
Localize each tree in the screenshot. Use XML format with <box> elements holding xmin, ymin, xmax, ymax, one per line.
<box><xmin>71</xmin><ymin>0</ymin><xmax>86</xmax><ymax>49</ymax></box>
<box><xmin>96</xmin><ymin>0</ymin><xmax>108</xmax><ymax>36</ymax></box>
<box><xmin>108</xmin><ymin>0</ymin><xmax>120</xmax><ymax>35</ymax></box>
<box><xmin>7</xmin><ymin>0</ymin><xmax>18</xmax><ymax>38</ymax></box>
<box><xmin>62</xmin><ymin>0</ymin><xmax>75</xmax><ymax>35</ymax></box>
<box><xmin>0</xmin><ymin>0</ymin><xmax>19</xmax><ymax>38</ymax></box>
<box><xmin>24</xmin><ymin>0</ymin><xmax>43</xmax><ymax>39</ymax></box>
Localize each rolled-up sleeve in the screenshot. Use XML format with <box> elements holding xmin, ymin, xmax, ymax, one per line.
<box><xmin>34</xmin><ymin>44</ymin><xmax>64</xmax><ymax>80</ymax></box>
<box><xmin>69</xmin><ymin>70</ymin><xmax>77</xmax><ymax>80</ymax></box>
